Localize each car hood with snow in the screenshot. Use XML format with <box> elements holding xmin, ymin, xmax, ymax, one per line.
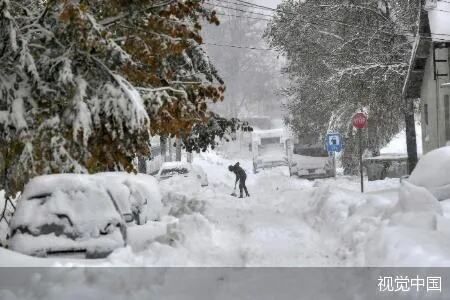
<box><xmin>9</xmin><ymin>174</ymin><xmax>127</xmax><ymax>258</ymax></box>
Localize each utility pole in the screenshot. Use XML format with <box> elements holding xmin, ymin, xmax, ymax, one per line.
<box><xmin>405</xmin><ymin>98</ymin><xmax>418</xmax><ymax>173</ymax></box>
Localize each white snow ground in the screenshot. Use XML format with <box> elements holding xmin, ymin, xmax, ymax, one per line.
<box><xmin>2</xmin><ymin>148</ymin><xmax>450</xmax><ymax>298</ymax></box>
<box><xmin>2</xmin><ymin>149</ymin><xmax>450</xmax><ymax>269</ymax></box>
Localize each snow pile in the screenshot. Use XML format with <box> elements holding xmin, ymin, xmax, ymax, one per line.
<box><xmin>304</xmin><ymin>185</ymin><xmax>389</xmax><ymax>264</ymax></box>
<box><xmin>305</xmin><ymin>178</ymin><xmax>450</xmax><ymax>266</ymax></box>
<box><xmin>407</xmin><ymin>146</ymin><xmax>450</xmax><ymax>201</ymax></box>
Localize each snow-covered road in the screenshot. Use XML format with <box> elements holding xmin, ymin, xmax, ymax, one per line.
<box><xmin>103</xmin><ymin>151</ymin><xmax>400</xmax><ymax>267</ymax></box>
<box><xmin>4</xmin><ymin>151</ymin><xmax>450</xmax><ymax>299</ymax></box>
<box><xmin>2</xmin><ymin>150</ymin><xmax>450</xmax><ymax>269</ymax></box>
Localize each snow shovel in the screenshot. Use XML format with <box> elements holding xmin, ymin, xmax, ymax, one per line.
<box><xmin>230</xmin><ymin>182</ymin><xmax>237</xmax><ymax>197</ymax></box>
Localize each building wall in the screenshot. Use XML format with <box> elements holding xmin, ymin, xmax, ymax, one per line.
<box><xmin>420</xmin><ymin>45</ymin><xmax>450</xmax><ymax>153</ymax></box>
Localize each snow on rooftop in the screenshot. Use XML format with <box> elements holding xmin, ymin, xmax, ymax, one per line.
<box><xmin>427</xmin><ymin>1</ymin><xmax>450</xmax><ymax>42</ymax></box>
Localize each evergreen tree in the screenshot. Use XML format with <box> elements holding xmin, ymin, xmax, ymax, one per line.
<box><xmin>0</xmin><ymin>0</ymin><xmax>224</xmax><ymax>196</ymax></box>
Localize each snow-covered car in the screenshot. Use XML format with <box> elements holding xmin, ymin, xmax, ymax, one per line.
<box><xmin>9</xmin><ymin>174</ymin><xmax>127</xmax><ymax>258</ymax></box>
<box><xmin>402</xmin><ymin>146</ymin><xmax>450</xmax><ymax>201</ymax></box>
<box><xmin>251</xmin><ymin>129</ymin><xmax>290</xmax><ymax>173</ymax></box>
<box><xmin>93</xmin><ymin>173</ymin><xmax>163</xmax><ymax>225</ymax></box>
<box><xmin>156</xmin><ymin>162</ymin><xmax>208</xmax><ymax>187</ymax></box>
<box><xmin>289</xmin><ymin>144</ymin><xmax>335</xmax><ymax>179</ymax></box>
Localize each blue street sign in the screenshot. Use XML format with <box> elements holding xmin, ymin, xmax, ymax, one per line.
<box><xmin>326</xmin><ymin>133</ymin><xmax>343</xmax><ymax>153</ymax></box>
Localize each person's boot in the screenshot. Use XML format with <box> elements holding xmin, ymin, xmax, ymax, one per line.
<box><xmin>239</xmin><ymin>193</ymin><xmax>243</xmax><ymax>198</ymax></box>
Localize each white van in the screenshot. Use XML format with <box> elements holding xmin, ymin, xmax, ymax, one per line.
<box><xmin>251</xmin><ymin>129</ymin><xmax>292</xmax><ymax>173</ymax></box>
<box><xmin>289</xmin><ymin>144</ymin><xmax>335</xmax><ymax>179</ymax></box>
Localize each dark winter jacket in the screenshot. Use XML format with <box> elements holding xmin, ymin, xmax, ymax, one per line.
<box><xmin>232</xmin><ymin>163</ymin><xmax>246</xmax><ymax>183</ymax></box>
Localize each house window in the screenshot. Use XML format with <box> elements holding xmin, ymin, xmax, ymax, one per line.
<box><xmin>445</xmin><ymin>95</ymin><xmax>450</xmax><ymax>141</ymax></box>
<box><xmin>424</xmin><ymin>103</ymin><xmax>429</xmax><ymax>125</ymax></box>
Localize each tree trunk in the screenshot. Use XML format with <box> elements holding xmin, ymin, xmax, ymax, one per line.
<box><xmin>137</xmin><ymin>156</ymin><xmax>146</xmax><ymax>174</ymax></box>
<box><xmin>405</xmin><ymin>98</ymin><xmax>418</xmax><ymax>173</ymax></box>
<box><xmin>367</xmin><ymin>116</ymin><xmax>380</xmax><ymax>157</ymax></box>
<box><xmin>168</xmin><ymin>137</ymin><xmax>173</xmax><ymax>162</ymax></box>
<box><xmin>176</xmin><ymin>137</ymin><xmax>182</xmax><ymax>161</ymax></box>
<box><xmin>187</xmin><ymin>152</ymin><xmax>193</xmax><ymax>163</ymax></box>
<box><xmin>160</xmin><ymin>135</ymin><xmax>168</xmax><ymax>162</ymax></box>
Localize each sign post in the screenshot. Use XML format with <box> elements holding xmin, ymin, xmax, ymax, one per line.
<box><xmin>326</xmin><ymin>133</ymin><xmax>343</xmax><ymax>177</ymax></box>
<box><xmin>353</xmin><ymin>112</ymin><xmax>367</xmax><ymax>193</ymax></box>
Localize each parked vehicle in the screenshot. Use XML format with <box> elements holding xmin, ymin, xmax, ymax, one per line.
<box><xmin>93</xmin><ymin>172</ymin><xmax>163</xmax><ymax>225</ymax></box>
<box><xmin>251</xmin><ymin>128</ymin><xmax>291</xmax><ymax>173</ymax></box>
<box><xmin>9</xmin><ymin>174</ymin><xmax>127</xmax><ymax>258</ymax></box>
<box><xmin>289</xmin><ymin>144</ymin><xmax>335</xmax><ymax>179</ymax></box>
<box><xmin>156</xmin><ymin>162</ymin><xmax>208</xmax><ymax>187</ymax></box>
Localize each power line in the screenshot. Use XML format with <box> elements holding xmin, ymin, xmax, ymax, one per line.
<box><xmin>202</xmin><ymin>42</ymin><xmax>413</xmax><ymax>58</ymax></box>
<box><xmin>426</xmin><ymin>7</ymin><xmax>450</xmax><ymax>14</ymax></box>
<box><xmin>210</xmin><ymin>0</ymin><xmax>274</xmax><ymax>12</ymax></box>
<box><xmin>234</xmin><ymin>0</ymin><xmax>278</xmax><ymax>12</ymax></box>
<box><xmin>205</xmin><ymin>2</ymin><xmax>275</xmax><ymax>18</ymax></box>
<box><xmin>208</xmin><ymin>1</ymin><xmax>450</xmax><ymax>41</ymax></box>
<box><xmin>215</xmin><ymin>12</ymin><xmax>272</xmax><ymax>22</ymax></box>
<box><xmin>202</xmin><ymin>42</ymin><xmax>274</xmax><ymax>51</ymax></box>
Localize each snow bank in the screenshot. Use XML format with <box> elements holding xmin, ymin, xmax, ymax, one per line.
<box><xmin>305</xmin><ymin>179</ymin><xmax>450</xmax><ymax>266</ymax></box>
<box><xmin>408</xmin><ymin>146</ymin><xmax>450</xmax><ymax>201</ymax></box>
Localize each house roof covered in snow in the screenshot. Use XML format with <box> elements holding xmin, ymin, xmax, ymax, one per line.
<box><xmin>402</xmin><ymin>0</ymin><xmax>450</xmax><ymax>99</ymax></box>
<box><xmin>402</xmin><ymin>7</ymin><xmax>432</xmax><ymax>100</ymax></box>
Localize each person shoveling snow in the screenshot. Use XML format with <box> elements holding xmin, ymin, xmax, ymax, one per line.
<box><xmin>228</xmin><ymin>162</ymin><xmax>250</xmax><ymax>198</ymax></box>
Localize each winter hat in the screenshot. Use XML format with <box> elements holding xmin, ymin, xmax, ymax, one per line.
<box><xmin>228</xmin><ymin>165</ymin><xmax>234</xmax><ymax>171</ymax></box>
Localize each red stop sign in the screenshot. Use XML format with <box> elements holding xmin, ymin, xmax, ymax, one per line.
<box><xmin>353</xmin><ymin>113</ymin><xmax>367</xmax><ymax>129</ymax></box>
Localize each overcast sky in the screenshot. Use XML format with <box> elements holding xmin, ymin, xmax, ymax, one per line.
<box><xmin>259</xmin><ymin>0</ymin><xmax>282</xmax><ymax>9</ymax></box>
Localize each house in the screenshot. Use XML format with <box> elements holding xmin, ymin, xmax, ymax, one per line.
<box><xmin>403</xmin><ymin>0</ymin><xmax>450</xmax><ymax>154</ymax></box>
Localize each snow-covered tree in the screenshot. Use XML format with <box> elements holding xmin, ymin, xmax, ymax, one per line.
<box><xmin>183</xmin><ymin>113</ymin><xmax>252</xmax><ymax>153</ymax></box>
<box><xmin>0</xmin><ymin>0</ymin><xmax>224</xmax><ymax>196</ymax></box>
<box><xmin>266</xmin><ymin>0</ymin><xmax>420</xmax><ymax>173</ymax></box>
<box><xmin>203</xmin><ymin>1</ymin><xmax>286</xmax><ymax>119</ymax></box>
